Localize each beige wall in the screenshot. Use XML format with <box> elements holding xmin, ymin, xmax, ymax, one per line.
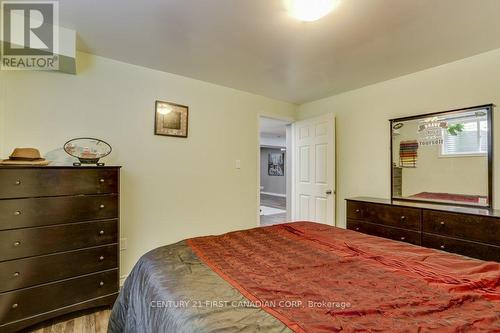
<box><xmin>393</xmin><ymin>121</ymin><xmax>488</xmax><ymax>197</ymax></box>
<box><xmin>1</xmin><ymin>52</ymin><xmax>296</xmax><ymax>279</ymax></box>
<box><xmin>297</xmin><ymin>48</ymin><xmax>500</xmax><ymax>227</ymax></box>
<box><xmin>403</xmin><ymin>150</ymin><xmax>488</xmax><ymax>198</ymax></box>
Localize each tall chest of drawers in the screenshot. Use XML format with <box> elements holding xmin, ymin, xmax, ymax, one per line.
<box><xmin>0</xmin><ymin>166</ymin><xmax>121</xmax><ymax>332</ymax></box>
<box><xmin>346</xmin><ymin>197</ymin><xmax>500</xmax><ymax>262</ymax></box>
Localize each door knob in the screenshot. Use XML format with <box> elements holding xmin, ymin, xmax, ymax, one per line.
<box><xmin>326</xmin><ymin>190</ymin><xmax>332</xmax><ymax>195</ymax></box>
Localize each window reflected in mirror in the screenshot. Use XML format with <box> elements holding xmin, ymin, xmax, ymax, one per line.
<box><xmin>391</xmin><ymin>105</ymin><xmax>492</xmax><ymax>207</ymax></box>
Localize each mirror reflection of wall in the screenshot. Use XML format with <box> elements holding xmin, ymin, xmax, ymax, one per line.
<box><xmin>391</xmin><ymin>105</ymin><xmax>491</xmax><ymax>207</ymax></box>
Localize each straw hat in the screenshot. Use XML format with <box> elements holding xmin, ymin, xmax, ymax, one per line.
<box><xmin>1</xmin><ymin>148</ymin><xmax>49</xmax><ymax>165</ymax></box>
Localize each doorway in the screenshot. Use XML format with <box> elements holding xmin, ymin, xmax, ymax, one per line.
<box><xmin>258</xmin><ymin>113</ymin><xmax>336</xmax><ymax>227</ymax></box>
<box><xmin>259</xmin><ymin>117</ymin><xmax>292</xmax><ymax>226</ymax></box>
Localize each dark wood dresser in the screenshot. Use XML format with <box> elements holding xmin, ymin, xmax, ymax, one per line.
<box><xmin>346</xmin><ymin>197</ymin><xmax>500</xmax><ymax>262</ymax></box>
<box><xmin>0</xmin><ymin>166</ymin><xmax>120</xmax><ymax>332</ymax></box>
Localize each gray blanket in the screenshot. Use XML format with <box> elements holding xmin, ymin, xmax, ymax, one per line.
<box><xmin>108</xmin><ymin>241</ymin><xmax>291</xmax><ymax>333</ymax></box>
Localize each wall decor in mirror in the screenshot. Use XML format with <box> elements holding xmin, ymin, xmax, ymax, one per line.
<box><xmin>390</xmin><ymin>104</ymin><xmax>493</xmax><ymax>207</ymax></box>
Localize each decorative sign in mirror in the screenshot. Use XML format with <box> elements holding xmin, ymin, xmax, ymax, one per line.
<box><xmin>390</xmin><ymin>104</ymin><xmax>493</xmax><ymax>207</ymax></box>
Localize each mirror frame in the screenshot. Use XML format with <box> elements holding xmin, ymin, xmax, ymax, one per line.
<box><xmin>390</xmin><ymin>104</ymin><xmax>494</xmax><ymax>208</ymax></box>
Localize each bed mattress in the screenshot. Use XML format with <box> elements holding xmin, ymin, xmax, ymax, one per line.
<box><xmin>108</xmin><ymin>222</ymin><xmax>500</xmax><ymax>332</ymax></box>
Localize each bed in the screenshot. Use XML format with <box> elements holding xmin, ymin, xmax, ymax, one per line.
<box><xmin>409</xmin><ymin>192</ymin><xmax>488</xmax><ymax>205</ymax></box>
<box><xmin>108</xmin><ymin>222</ymin><xmax>500</xmax><ymax>332</ymax></box>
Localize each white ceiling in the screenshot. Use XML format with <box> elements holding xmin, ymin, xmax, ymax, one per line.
<box><xmin>57</xmin><ymin>0</ymin><xmax>500</xmax><ymax>104</ymax></box>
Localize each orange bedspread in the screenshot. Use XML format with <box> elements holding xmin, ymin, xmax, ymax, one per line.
<box><xmin>188</xmin><ymin>222</ymin><xmax>500</xmax><ymax>332</ymax></box>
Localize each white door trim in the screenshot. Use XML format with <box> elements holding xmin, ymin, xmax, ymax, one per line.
<box><xmin>286</xmin><ymin>123</ymin><xmax>293</xmax><ymax>221</ymax></box>
<box><xmin>290</xmin><ymin>122</ymin><xmax>296</xmax><ymax>220</ymax></box>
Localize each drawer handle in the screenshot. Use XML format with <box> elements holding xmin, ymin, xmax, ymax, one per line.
<box><xmin>440</xmin><ymin>221</ymin><xmax>445</xmax><ymax>226</ymax></box>
<box><xmin>99</xmin><ymin>255</ymin><xmax>105</xmax><ymax>261</ymax></box>
<box><xmin>400</xmin><ymin>236</ymin><xmax>406</xmax><ymax>241</ymax></box>
<box><xmin>355</xmin><ymin>209</ymin><xmax>360</xmax><ymax>213</ymax></box>
<box><xmin>14</xmin><ymin>180</ymin><xmax>21</xmax><ymax>186</ymax></box>
<box><xmin>11</xmin><ymin>303</ymin><xmax>18</xmax><ymax>309</ymax></box>
<box><xmin>99</xmin><ymin>281</ymin><xmax>105</xmax><ymax>287</ymax></box>
<box><xmin>99</xmin><ymin>230</ymin><xmax>105</xmax><ymax>235</ymax></box>
<box><xmin>99</xmin><ymin>179</ymin><xmax>105</xmax><ymax>183</ymax></box>
<box><xmin>355</xmin><ymin>227</ymin><xmax>360</xmax><ymax>231</ymax></box>
<box><xmin>400</xmin><ymin>216</ymin><xmax>406</xmax><ymax>221</ymax></box>
<box><xmin>14</xmin><ymin>211</ymin><xmax>21</xmax><ymax>216</ymax></box>
<box><xmin>13</xmin><ymin>272</ymin><xmax>20</xmax><ymax>277</ymax></box>
<box><xmin>440</xmin><ymin>245</ymin><xmax>445</xmax><ymax>249</ymax></box>
<box><xmin>99</xmin><ymin>204</ymin><xmax>105</xmax><ymax>209</ymax></box>
<box><xmin>13</xmin><ymin>241</ymin><xmax>21</xmax><ymax>247</ymax></box>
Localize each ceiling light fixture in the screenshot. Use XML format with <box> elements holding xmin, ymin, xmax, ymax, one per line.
<box><xmin>157</xmin><ymin>104</ymin><xmax>172</xmax><ymax>115</ymax></box>
<box><xmin>284</xmin><ymin>0</ymin><xmax>339</xmax><ymax>22</ymax></box>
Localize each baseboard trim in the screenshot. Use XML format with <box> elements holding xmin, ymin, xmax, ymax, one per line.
<box><xmin>261</xmin><ymin>192</ymin><xmax>286</xmax><ymax>198</ymax></box>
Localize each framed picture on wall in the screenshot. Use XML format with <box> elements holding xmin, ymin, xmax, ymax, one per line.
<box><xmin>268</xmin><ymin>152</ymin><xmax>284</xmax><ymax>176</ymax></box>
<box><xmin>154</xmin><ymin>100</ymin><xmax>189</xmax><ymax>137</ymax></box>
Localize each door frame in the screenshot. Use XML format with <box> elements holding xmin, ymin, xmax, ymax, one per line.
<box><xmin>257</xmin><ymin>113</ymin><xmax>294</xmax><ymax>226</ymax></box>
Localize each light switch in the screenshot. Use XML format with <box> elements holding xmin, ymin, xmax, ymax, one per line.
<box><xmin>235</xmin><ymin>159</ymin><xmax>241</xmax><ymax>169</ymax></box>
<box><xmin>120</xmin><ymin>238</ymin><xmax>127</xmax><ymax>251</ymax></box>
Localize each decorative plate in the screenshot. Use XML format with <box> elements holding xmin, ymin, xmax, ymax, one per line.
<box><xmin>63</xmin><ymin>138</ymin><xmax>112</xmax><ymax>164</ymax></box>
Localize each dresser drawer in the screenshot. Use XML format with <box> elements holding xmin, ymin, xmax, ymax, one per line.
<box><xmin>347</xmin><ymin>219</ymin><xmax>421</xmax><ymax>245</ymax></box>
<box><xmin>422</xmin><ymin>233</ymin><xmax>500</xmax><ymax>262</ymax></box>
<box><xmin>347</xmin><ymin>201</ymin><xmax>421</xmax><ymax>231</ymax></box>
<box><xmin>0</xmin><ymin>168</ymin><xmax>118</xmax><ymax>199</ymax></box>
<box><xmin>0</xmin><ymin>219</ymin><xmax>117</xmax><ymax>261</ymax></box>
<box><xmin>0</xmin><ymin>245</ymin><xmax>117</xmax><ymax>293</ymax></box>
<box><xmin>423</xmin><ymin>210</ymin><xmax>500</xmax><ymax>246</ymax></box>
<box><xmin>0</xmin><ymin>269</ymin><xmax>118</xmax><ymax>325</ymax></box>
<box><xmin>0</xmin><ymin>194</ymin><xmax>118</xmax><ymax>231</ymax></box>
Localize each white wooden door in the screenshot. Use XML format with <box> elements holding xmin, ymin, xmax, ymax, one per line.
<box><xmin>293</xmin><ymin>113</ymin><xmax>335</xmax><ymax>225</ymax></box>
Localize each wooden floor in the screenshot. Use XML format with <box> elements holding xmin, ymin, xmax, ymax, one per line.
<box><xmin>21</xmin><ymin>308</ymin><xmax>111</xmax><ymax>333</ymax></box>
<box><xmin>260</xmin><ymin>193</ymin><xmax>286</xmax><ymax>209</ymax></box>
<box><xmin>260</xmin><ymin>193</ymin><xmax>288</xmax><ymax>226</ymax></box>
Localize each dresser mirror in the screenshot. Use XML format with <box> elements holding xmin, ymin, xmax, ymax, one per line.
<box><xmin>390</xmin><ymin>104</ymin><xmax>493</xmax><ymax>207</ymax></box>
